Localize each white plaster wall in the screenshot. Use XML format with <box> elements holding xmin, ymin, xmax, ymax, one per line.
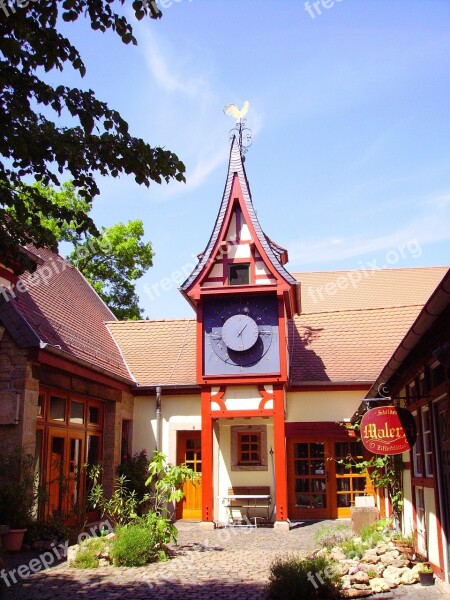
<box><xmin>287</xmin><ymin>390</ymin><xmax>365</xmax><ymax>423</ymax></box>
<box><xmin>424</xmin><ymin>487</ymin><xmax>440</xmax><ymax>567</ymax></box>
<box><xmin>133</xmin><ymin>395</ymin><xmax>201</xmax><ymax>464</ymax></box>
<box><xmin>216</xmin><ymin>418</ymin><xmax>275</xmax><ymax>524</ymax></box>
<box><xmin>402</xmin><ymin>469</ymin><xmax>414</xmax><ymax>535</ymax></box>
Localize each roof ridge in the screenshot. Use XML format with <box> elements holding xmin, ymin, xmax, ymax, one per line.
<box><xmin>106</xmin><ymin>318</ymin><xmax>196</xmax><ymax>325</ymax></box>
<box><xmin>298</xmin><ymin>303</ymin><xmax>426</xmax><ymax>317</ymax></box>
<box><xmin>292</xmin><ymin>266</ymin><xmax>448</xmax><ymax>276</ymax></box>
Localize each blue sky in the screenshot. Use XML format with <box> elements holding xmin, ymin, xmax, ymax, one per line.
<box><xmin>59</xmin><ymin>0</ymin><xmax>449</xmax><ymax>319</ymax></box>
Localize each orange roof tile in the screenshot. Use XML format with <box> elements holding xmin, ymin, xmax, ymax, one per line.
<box><xmin>2</xmin><ymin>246</ymin><xmax>133</xmax><ymax>382</ymax></box>
<box><xmin>106</xmin><ymin>319</ymin><xmax>197</xmax><ymax>387</ymax></box>
<box><xmin>108</xmin><ymin>266</ymin><xmax>447</xmax><ymax>387</ymax></box>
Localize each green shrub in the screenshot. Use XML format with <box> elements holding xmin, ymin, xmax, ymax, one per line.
<box><xmin>314</xmin><ymin>522</ymin><xmax>354</xmax><ymax>550</ymax></box>
<box><xmin>267</xmin><ymin>555</ymin><xmax>340</xmax><ymax>600</ymax></box>
<box><xmin>25</xmin><ymin>519</ymin><xmax>69</xmax><ymax>544</ymax></box>
<box><xmin>117</xmin><ymin>450</ymin><xmax>150</xmax><ymax>513</ymax></box>
<box><xmin>111</xmin><ymin>524</ymin><xmax>162</xmax><ymax>567</ymax></box>
<box><xmin>73</xmin><ymin>537</ymin><xmax>109</xmax><ymax>569</ymax></box>
<box><xmin>340</xmin><ymin>538</ymin><xmax>368</xmax><ymax>559</ymax></box>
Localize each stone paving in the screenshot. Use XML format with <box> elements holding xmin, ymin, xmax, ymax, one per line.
<box><xmin>2</xmin><ymin>521</ymin><xmax>449</xmax><ymax>599</ymax></box>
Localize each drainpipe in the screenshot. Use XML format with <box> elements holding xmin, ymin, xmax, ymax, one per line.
<box><xmin>156</xmin><ymin>386</ymin><xmax>162</xmax><ymax>451</ymax></box>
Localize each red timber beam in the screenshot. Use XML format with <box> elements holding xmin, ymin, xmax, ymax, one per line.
<box><xmin>201</xmin><ymin>387</ymin><xmax>214</xmax><ymax>527</ymax></box>
<box><xmin>273</xmin><ymin>385</ymin><xmax>288</xmax><ymax>528</ymax></box>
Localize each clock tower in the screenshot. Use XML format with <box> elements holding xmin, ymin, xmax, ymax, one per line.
<box><xmin>180</xmin><ymin>132</ymin><xmax>300</xmax><ymax>529</ymax></box>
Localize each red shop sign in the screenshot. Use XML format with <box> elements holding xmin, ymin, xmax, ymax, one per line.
<box><xmin>360</xmin><ymin>406</ymin><xmax>417</xmax><ymax>455</ymax></box>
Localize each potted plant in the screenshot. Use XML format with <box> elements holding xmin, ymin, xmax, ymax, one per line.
<box><xmin>0</xmin><ymin>448</ymin><xmax>42</xmax><ymax>552</ymax></box>
<box><xmin>418</xmin><ymin>563</ymin><xmax>434</xmax><ymax>586</ymax></box>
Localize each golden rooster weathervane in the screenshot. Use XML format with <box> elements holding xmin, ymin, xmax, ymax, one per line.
<box><xmin>223</xmin><ymin>100</ymin><xmax>252</xmax><ymax>158</ymax></box>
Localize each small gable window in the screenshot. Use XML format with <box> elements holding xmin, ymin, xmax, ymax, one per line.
<box><xmin>229</xmin><ymin>263</ymin><xmax>250</xmax><ymax>286</ymax></box>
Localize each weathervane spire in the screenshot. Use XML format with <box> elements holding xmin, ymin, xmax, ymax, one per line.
<box><xmin>223</xmin><ymin>100</ymin><xmax>252</xmax><ymax>158</ymax></box>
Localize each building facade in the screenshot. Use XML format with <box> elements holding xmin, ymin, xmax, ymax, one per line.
<box><xmin>366</xmin><ymin>269</ymin><xmax>450</xmax><ymax>582</ymax></box>
<box><xmin>0</xmin><ymin>136</ymin><xmax>448</xmax><ymax>574</ymax></box>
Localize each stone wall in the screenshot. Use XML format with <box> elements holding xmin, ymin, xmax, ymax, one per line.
<box><xmin>0</xmin><ymin>330</ymin><xmax>39</xmax><ymax>457</ymax></box>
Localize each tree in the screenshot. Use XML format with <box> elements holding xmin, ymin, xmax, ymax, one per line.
<box><xmin>69</xmin><ymin>219</ymin><xmax>153</xmax><ymax>320</ymax></box>
<box><xmin>15</xmin><ymin>181</ymin><xmax>154</xmax><ymax>320</ymax></box>
<box><xmin>0</xmin><ymin>1</ymin><xmax>185</xmax><ymax>272</ymax></box>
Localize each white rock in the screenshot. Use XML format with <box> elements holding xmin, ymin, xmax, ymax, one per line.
<box><xmin>370</xmin><ymin>577</ymin><xmax>391</xmax><ymax>593</ymax></box>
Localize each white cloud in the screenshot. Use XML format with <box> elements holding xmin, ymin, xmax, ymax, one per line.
<box><xmin>288</xmin><ymin>192</ymin><xmax>450</xmax><ymax>265</ymax></box>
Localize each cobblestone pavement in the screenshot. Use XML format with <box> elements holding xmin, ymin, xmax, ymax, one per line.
<box><xmin>2</xmin><ymin>521</ymin><xmax>449</xmax><ymax>599</ymax></box>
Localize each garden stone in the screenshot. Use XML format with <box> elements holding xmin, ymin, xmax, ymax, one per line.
<box><xmin>380</xmin><ymin>550</ymin><xmax>401</xmax><ymax>564</ymax></box>
<box><xmin>382</xmin><ymin>565</ymin><xmax>408</xmax><ymax>584</ymax></box>
<box><xmin>98</xmin><ymin>558</ymin><xmax>111</xmax><ymax>567</ymax></box>
<box><xmin>352</xmin><ymin>583</ymin><xmax>371</xmax><ymax>591</ymax></box>
<box><xmin>361</xmin><ymin>553</ymin><xmax>380</xmax><ymax>564</ymax></box>
<box><xmin>375</xmin><ymin>541</ymin><xmax>390</xmax><ymax>555</ymax></box>
<box><xmin>67</xmin><ymin>544</ymin><xmax>80</xmax><ymax>565</ymax></box>
<box><xmin>370</xmin><ymin>577</ymin><xmax>391</xmax><ymax>593</ymax></box>
<box><xmin>341</xmin><ymin>575</ymin><xmax>352</xmax><ymax>589</ymax></box>
<box><xmin>340</xmin><ymin>589</ymin><xmax>373</xmax><ymax>598</ymax></box>
<box><xmin>334</xmin><ymin>562</ymin><xmax>351</xmax><ymax>576</ymax></box>
<box><xmin>350</xmin><ymin>571</ymin><xmax>370</xmax><ymax>585</ymax></box>
<box><xmin>399</xmin><ymin>568</ymin><xmax>419</xmax><ymax>584</ymax></box>
<box><xmin>330</xmin><ymin>549</ymin><xmax>347</xmax><ymax>561</ymax></box>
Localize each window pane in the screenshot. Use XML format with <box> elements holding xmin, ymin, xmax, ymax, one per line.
<box><xmin>70</xmin><ymin>401</ymin><xmax>84</xmax><ymax>424</ymax></box>
<box><xmin>50</xmin><ymin>396</ymin><xmax>66</xmax><ymax>421</ymax></box>
<box><xmin>229</xmin><ymin>264</ymin><xmax>250</xmax><ymax>286</ymax></box>
<box><xmin>37</xmin><ymin>394</ymin><xmax>44</xmax><ymax>417</ymax></box>
<box><xmin>87</xmin><ymin>435</ymin><xmax>100</xmax><ymax>465</ymax></box>
<box><xmin>311</xmin><ymin>443</ymin><xmax>324</xmax><ymax>458</ymax></box>
<box><xmin>89</xmin><ymin>406</ymin><xmax>100</xmax><ymax>425</ymax></box>
<box><xmin>294</xmin><ymin>444</ymin><xmax>308</xmax><ymax>458</ymax></box>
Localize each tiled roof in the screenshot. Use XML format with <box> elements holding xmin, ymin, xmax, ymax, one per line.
<box><xmin>108</xmin><ymin>266</ymin><xmax>447</xmax><ymax>387</ymax></box>
<box><xmin>0</xmin><ymin>246</ymin><xmax>133</xmax><ymax>382</ymax></box>
<box><xmin>289</xmin><ymin>267</ymin><xmax>448</xmax><ymax>383</ymax></box>
<box><xmin>106</xmin><ymin>319</ymin><xmax>197</xmax><ymax>387</ymax></box>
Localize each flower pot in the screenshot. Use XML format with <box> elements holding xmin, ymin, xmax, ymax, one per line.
<box><xmin>1</xmin><ymin>529</ymin><xmax>27</xmax><ymax>552</ymax></box>
<box><xmin>419</xmin><ymin>571</ymin><xmax>434</xmax><ymax>586</ymax></box>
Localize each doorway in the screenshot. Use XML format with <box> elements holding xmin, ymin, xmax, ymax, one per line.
<box><xmin>287</xmin><ymin>437</ymin><xmax>371</xmax><ymax>520</ymax></box>
<box><xmin>176</xmin><ymin>431</ymin><xmax>202</xmax><ymax>520</ymax></box>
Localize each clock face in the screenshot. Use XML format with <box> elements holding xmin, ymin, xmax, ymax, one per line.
<box><xmin>222</xmin><ymin>314</ymin><xmax>259</xmax><ymax>351</ymax></box>
<box><xmin>203</xmin><ymin>295</ymin><xmax>280</xmax><ymax>376</ymax></box>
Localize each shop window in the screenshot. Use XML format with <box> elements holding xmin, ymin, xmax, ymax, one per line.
<box><xmin>421</xmin><ymin>407</ymin><xmax>433</xmax><ymax>477</ymax></box>
<box><xmin>231</xmin><ymin>425</ymin><xmax>268</xmax><ymax>471</ymax></box>
<box><xmin>49</xmin><ymin>396</ymin><xmax>66</xmax><ymax>422</ymax></box>
<box><xmin>412</xmin><ymin>412</ymin><xmax>423</xmax><ymax>477</ymax></box>
<box><xmin>229</xmin><ymin>263</ymin><xmax>250</xmax><ymax>286</ymax></box>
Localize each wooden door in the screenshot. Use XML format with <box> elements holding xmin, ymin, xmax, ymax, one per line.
<box><xmin>47</xmin><ymin>428</ymin><xmax>67</xmax><ymax>518</ymax></box>
<box><xmin>288</xmin><ymin>439</ymin><xmax>332</xmax><ymax>519</ymax></box>
<box><xmin>288</xmin><ymin>437</ymin><xmax>373</xmax><ymax>520</ymax></box>
<box><xmin>176</xmin><ymin>431</ymin><xmax>202</xmax><ymax>520</ymax></box>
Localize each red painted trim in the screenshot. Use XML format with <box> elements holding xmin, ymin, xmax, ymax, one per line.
<box><xmin>235</xmin><ymin>205</ymin><xmax>242</xmax><ymax>243</ymax></box>
<box><xmin>38</xmin><ymin>350</ymin><xmax>130</xmax><ymax>392</ymax></box>
<box><xmin>196</xmin><ymin>284</ymin><xmax>280</xmax><ymax>297</ymax></box>
<box><xmin>273</xmin><ymin>387</ymin><xmax>288</xmax><ymax>522</ymax></box>
<box><xmin>258</xmin><ymin>386</ymin><xmax>275</xmax><ymax>410</ymax></box>
<box><xmin>204</xmin><ymin>277</ymin><xmax>223</xmax><ymax>283</ymax></box>
<box><xmin>201</xmin><ymin>389</ymin><xmax>214</xmax><ymax>522</ymax></box>
<box><xmin>210</xmin><ymin>409</ymin><xmax>275</xmax><ymax>418</ymax></box>
<box><xmin>202</xmin><ymin>374</ymin><xmax>285</xmax><ymax>385</ymax></box>
<box><xmin>403</xmin><ymin>462</ymin><xmax>411</xmax><ymax>470</ymax></box>
<box><xmin>196</xmin><ymin>304</ymin><xmax>204</xmax><ymax>384</ymax></box>
<box><xmin>278</xmin><ymin>298</ymin><xmax>288</xmax><ymax>382</ymax></box>
<box><xmin>285</xmin><ymin>422</ymin><xmax>349</xmax><ymax>436</ymax></box>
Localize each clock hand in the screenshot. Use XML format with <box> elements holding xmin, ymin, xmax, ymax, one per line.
<box><xmin>238</xmin><ymin>324</ymin><xmax>248</xmax><ymax>337</ymax></box>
